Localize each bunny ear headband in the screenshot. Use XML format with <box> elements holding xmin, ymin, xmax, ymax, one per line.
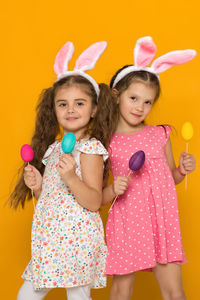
<box><xmin>112</xmin><ymin>36</ymin><xmax>196</xmax><ymax>88</ymax></box>
<box><xmin>54</xmin><ymin>41</ymin><xmax>107</xmax><ymax>98</ymax></box>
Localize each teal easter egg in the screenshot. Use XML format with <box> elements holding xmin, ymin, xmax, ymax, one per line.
<box><xmin>61</xmin><ymin>133</ymin><xmax>76</xmax><ymax>153</ymax></box>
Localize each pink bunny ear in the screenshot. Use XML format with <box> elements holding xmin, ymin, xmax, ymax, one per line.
<box><xmin>134</xmin><ymin>36</ymin><xmax>157</xmax><ymax>68</ymax></box>
<box><xmin>151</xmin><ymin>50</ymin><xmax>197</xmax><ymax>74</ymax></box>
<box><xmin>54</xmin><ymin>42</ymin><xmax>74</xmax><ymax>76</ymax></box>
<box><xmin>74</xmin><ymin>41</ymin><xmax>107</xmax><ymax>72</ymax></box>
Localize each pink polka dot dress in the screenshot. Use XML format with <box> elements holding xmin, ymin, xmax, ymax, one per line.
<box><xmin>106</xmin><ymin>125</ymin><xmax>187</xmax><ymax>275</ymax></box>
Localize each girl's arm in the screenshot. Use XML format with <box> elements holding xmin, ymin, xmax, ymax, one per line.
<box><xmin>102</xmin><ymin>184</ymin><xmax>116</xmax><ymax>205</ymax></box>
<box><xmin>102</xmin><ymin>176</ymin><xmax>129</xmax><ymax>205</ymax></box>
<box><xmin>58</xmin><ymin>153</ymin><xmax>104</xmax><ymax>212</ymax></box>
<box><xmin>164</xmin><ymin>138</ymin><xmax>196</xmax><ymax>184</ymax></box>
<box><xmin>24</xmin><ymin>165</ymin><xmax>43</xmax><ymax>199</ymax></box>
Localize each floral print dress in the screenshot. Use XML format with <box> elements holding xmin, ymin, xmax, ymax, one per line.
<box><xmin>22</xmin><ymin>139</ymin><xmax>108</xmax><ymax>289</ymax></box>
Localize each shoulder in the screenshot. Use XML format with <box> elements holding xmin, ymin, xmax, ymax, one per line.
<box><xmin>42</xmin><ymin>141</ymin><xmax>60</xmax><ymax>165</ymax></box>
<box><xmin>147</xmin><ymin>125</ymin><xmax>171</xmax><ymax>141</ymax></box>
<box><xmin>76</xmin><ymin>138</ymin><xmax>109</xmax><ymax>161</ymax></box>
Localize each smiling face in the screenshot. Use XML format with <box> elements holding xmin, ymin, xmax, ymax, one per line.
<box><xmin>54</xmin><ymin>84</ymin><xmax>97</xmax><ymax>138</ymax></box>
<box><xmin>116</xmin><ymin>81</ymin><xmax>157</xmax><ymax>131</ymax></box>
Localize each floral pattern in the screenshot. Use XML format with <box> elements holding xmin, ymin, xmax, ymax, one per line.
<box><xmin>22</xmin><ymin>139</ymin><xmax>108</xmax><ymax>289</ymax></box>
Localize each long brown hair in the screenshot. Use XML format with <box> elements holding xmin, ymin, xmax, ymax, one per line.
<box><xmin>9</xmin><ymin>75</ymin><xmax>116</xmax><ymax>209</ymax></box>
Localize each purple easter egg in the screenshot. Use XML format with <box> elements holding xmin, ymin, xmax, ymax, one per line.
<box><xmin>20</xmin><ymin>144</ymin><xmax>34</xmax><ymax>162</ymax></box>
<box><xmin>129</xmin><ymin>150</ymin><xmax>145</xmax><ymax>171</ymax></box>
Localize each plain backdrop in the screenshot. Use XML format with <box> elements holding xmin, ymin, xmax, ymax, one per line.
<box><xmin>0</xmin><ymin>0</ymin><xmax>200</xmax><ymax>299</ymax></box>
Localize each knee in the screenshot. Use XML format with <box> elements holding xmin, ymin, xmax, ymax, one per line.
<box><xmin>112</xmin><ymin>281</ymin><xmax>133</xmax><ymax>300</ymax></box>
<box><xmin>164</xmin><ymin>288</ymin><xmax>186</xmax><ymax>300</ymax></box>
<box><xmin>171</xmin><ymin>290</ymin><xmax>186</xmax><ymax>300</ymax></box>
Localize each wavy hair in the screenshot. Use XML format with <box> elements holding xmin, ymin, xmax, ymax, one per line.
<box><xmin>9</xmin><ymin>75</ymin><xmax>116</xmax><ymax>209</ymax></box>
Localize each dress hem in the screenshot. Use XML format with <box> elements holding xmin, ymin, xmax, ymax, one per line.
<box><xmin>105</xmin><ymin>258</ymin><xmax>187</xmax><ymax>276</ymax></box>
<box><xmin>22</xmin><ymin>276</ymin><xmax>106</xmax><ymax>290</ymax></box>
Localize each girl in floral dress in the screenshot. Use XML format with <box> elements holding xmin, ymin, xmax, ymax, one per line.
<box><xmin>102</xmin><ymin>37</ymin><xmax>196</xmax><ymax>300</ymax></box>
<box><xmin>10</xmin><ymin>41</ymin><xmax>113</xmax><ymax>300</ymax></box>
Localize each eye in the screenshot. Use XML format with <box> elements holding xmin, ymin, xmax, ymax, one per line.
<box><xmin>145</xmin><ymin>100</ymin><xmax>152</xmax><ymax>105</ymax></box>
<box><xmin>59</xmin><ymin>103</ymin><xmax>66</xmax><ymax>107</ymax></box>
<box><xmin>76</xmin><ymin>101</ymin><xmax>84</xmax><ymax>106</ymax></box>
<box><xmin>130</xmin><ymin>96</ymin><xmax>136</xmax><ymax>101</ymax></box>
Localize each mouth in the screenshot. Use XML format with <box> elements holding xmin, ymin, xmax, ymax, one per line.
<box><xmin>131</xmin><ymin>113</ymin><xmax>142</xmax><ymax>118</ymax></box>
<box><xmin>66</xmin><ymin>117</ymin><xmax>78</xmax><ymax>121</ymax></box>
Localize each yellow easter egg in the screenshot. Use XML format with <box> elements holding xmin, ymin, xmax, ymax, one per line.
<box><xmin>181</xmin><ymin>122</ymin><xmax>194</xmax><ymax>141</ymax></box>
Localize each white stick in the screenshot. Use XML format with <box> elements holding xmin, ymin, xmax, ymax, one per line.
<box><xmin>109</xmin><ymin>195</ymin><xmax>118</xmax><ymax>212</ymax></box>
<box><xmin>185</xmin><ymin>142</ymin><xmax>188</xmax><ymax>191</ymax></box>
<box><xmin>28</xmin><ymin>162</ymin><xmax>35</xmax><ymax>210</ymax></box>
<box><xmin>109</xmin><ymin>170</ymin><xmax>133</xmax><ymax>213</ymax></box>
<box><xmin>31</xmin><ymin>189</ymin><xmax>35</xmax><ymax>210</ymax></box>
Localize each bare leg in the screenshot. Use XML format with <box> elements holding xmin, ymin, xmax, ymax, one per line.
<box><xmin>110</xmin><ymin>273</ymin><xmax>136</xmax><ymax>300</ymax></box>
<box><xmin>153</xmin><ymin>263</ymin><xmax>186</xmax><ymax>300</ymax></box>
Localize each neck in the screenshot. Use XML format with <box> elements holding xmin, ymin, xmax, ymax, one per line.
<box><xmin>115</xmin><ymin>121</ymin><xmax>146</xmax><ymax>134</ymax></box>
<box><xmin>63</xmin><ymin>128</ymin><xmax>90</xmax><ymax>141</ymax></box>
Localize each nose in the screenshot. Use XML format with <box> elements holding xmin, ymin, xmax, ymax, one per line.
<box><xmin>136</xmin><ymin>103</ymin><xmax>144</xmax><ymax>112</ymax></box>
<box><xmin>67</xmin><ymin>104</ymin><xmax>75</xmax><ymax>113</ymax></box>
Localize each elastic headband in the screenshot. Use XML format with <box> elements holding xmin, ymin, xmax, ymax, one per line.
<box><xmin>54</xmin><ymin>41</ymin><xmax>107</xmax><ymax>98</ymax></box>
<box><xmin>112</xmin><ymin>36</ymin><xmax>196</xmax><ymax>88</ymax></box>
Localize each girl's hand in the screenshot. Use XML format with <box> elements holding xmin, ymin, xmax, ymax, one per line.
<box><xmin>112</xmin><ymin>176</ymin><xmax>129</xmax><ymax>196</ymax></box>
<box><xmin>57</xmin><ymin>154</ymin><xmax>76</xmax><ymax>182</ymax></box>
<box><xmin>179</xmin><ymin>152</ymin><xmax>196</xmax><ymax>175</ymax></box>
<box><xmin>24</xmin><ymin>165</ymin><xmax>43</xmax><ymax>193</ymax></box>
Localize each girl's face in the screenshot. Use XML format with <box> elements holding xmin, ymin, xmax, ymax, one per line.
<box><xmin>54</xmin><ymin>85</ymin><xmax>96</xmax><ymax>138</ymax></box>
<box><xmin>117</xmin><ymin>81</ymin><xmax>157</xmax><ymax>128</ymax></box>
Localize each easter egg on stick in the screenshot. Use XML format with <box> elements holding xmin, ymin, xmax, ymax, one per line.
<box><xmin>129</xmin><ymin>150</ymin><xmax>145</xmax><ymax>173</ymax></box>
<box><xmin>61</xmin><ymin>132</ymin><xmax>76</xmax><ymax>154</ymax></box>
<box><xmin>181</xmin><ymin>122</ymin><xmax>194</xmax><ymax>191</ymax></box>
<box><xmin>20</xmin><ymin>144</ymin><xmax>34</xmax><ymax>162</ymax></box>
<box><xmin>109</xmin><ymin>150</ymin><xmax>145</xmax><ymax>212</ymax></box>
<box><xmin>20</xmin><ymin>144</ymin><xmax>35</xmax><ymax>208</ymax></box>
<box><xmin>181</xmin><ymin>121</ymin><xmax>193</xmax><ymax>143</ymax></box>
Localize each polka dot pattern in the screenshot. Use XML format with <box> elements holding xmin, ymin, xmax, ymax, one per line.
<box><xmin>105</xmin><ymin>125</ymin><xmax>187</xmax><ymax>275</ymax></box>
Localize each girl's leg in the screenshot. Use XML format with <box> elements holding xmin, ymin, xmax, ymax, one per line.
<box><xmin>17</xmin><ymin>280</ymin><xmax>51</xmax><ymax>300</ymax></box>
<box><xmin>153</xmin><ymin>263</ymin><xmax>186</xmax><ymax>300</ymax></box>
<box><xmin>66</xmin><ymin>284</ymin><xmax>92</xmax><ymax>300</ymax></box>
<box><xmin>110</xmin><ymin>273</ymin><xmax>136</xmax><ymax>300</ymax></box>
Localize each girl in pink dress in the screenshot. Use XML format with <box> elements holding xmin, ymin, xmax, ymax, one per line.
<box><xmin>9</xmin><ymin>41</ymin><xmax>113</xmax><ymax>300</ymax></box>
<box><xmin>103</xmin><ymin>37</ymin><xmax>196</xmax><ymax>300</ymax></box>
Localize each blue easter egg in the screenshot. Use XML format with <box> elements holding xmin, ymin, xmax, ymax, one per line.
<box><xmin>61</xmin><ymin>132</ymin><xmax>76</xmax><ymax>154</ymax></box>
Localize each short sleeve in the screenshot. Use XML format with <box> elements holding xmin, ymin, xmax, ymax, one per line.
<box><xmin>76</xmin><ymin>139</ymin><xmax>109</xmax><ymax>161</ymax></box>
<box><xmin>42</xmin><ymin>141</ymin><xmax>59</xmax><ymax>165</ymax></box>
<box><xmin>162</xmin><ymin>125</ymin><xmax>172</xmax><ymax>146</ymax></box>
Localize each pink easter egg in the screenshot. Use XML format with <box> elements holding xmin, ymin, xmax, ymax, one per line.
<box><xmin>20</xmin><ymin>144</ymin><xmax>34</xmax><ymax>162</ymax></box>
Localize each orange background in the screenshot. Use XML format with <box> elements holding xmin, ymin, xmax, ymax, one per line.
<box><xmin>0</xmin><ymin>0</ymin><xmax>200</xmax><ymax>299</ymax></box>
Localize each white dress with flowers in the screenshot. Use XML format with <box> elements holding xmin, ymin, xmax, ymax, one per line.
<box><xmin>22</xmin><ymin>139</ymin><xmax>108</xmax><ymax>289</ymax></box>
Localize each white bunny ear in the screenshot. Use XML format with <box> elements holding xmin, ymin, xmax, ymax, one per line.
<box><xmin>134</xmin><ymin>36</ymin><xmax>157</xmax><ymax>68</ymax></box>
<box><xmin>54</xmin><ymin>42</ymin><xmax>74</xmax><ymax>77</ymax></box>
<box><xmin>151</xmin><ymin>50</ymin><xmax>197</xmax><ymax>74</ymax></box>
<box><xmin>74</xmin><ymin>41</ymin><xmax>107</xmax><ymax>72</ymax></box>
